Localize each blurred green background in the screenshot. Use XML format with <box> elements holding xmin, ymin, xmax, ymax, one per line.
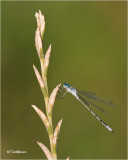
<box><xmin>1</xmin><ymin>1</ymin><xmax>127</xmax><ymax>159</ymax></box>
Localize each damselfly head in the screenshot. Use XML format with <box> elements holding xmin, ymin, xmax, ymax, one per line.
<box><xmin>63</xmin><ymin>83</ymin><xmax>70</xmax><ymax>88</ymax></box>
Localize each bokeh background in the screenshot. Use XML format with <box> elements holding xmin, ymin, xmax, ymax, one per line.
<box><xmin>1</xmin><ymin>1</ymin><xmax>127</xmax><ymax>159</ymax></box>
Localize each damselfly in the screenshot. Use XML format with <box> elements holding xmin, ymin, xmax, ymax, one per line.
<box><xmin>58</xmin><ymin>83</ymin><xmax>114</xmax><ymax>132</ymax></box>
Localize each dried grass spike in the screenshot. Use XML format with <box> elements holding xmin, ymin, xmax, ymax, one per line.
<box><xmin>44</xmin><ymin>44</ymin><xmax>52</xmax><ymax>69</ymax></box>
<box><xmin>33</xmin><ymin>10</ymin><xmax>68</xmax><ymax>159</ymax></box>
<box><xmin>48</xmin><ymin>84</ymin><xmax>61</xmax><ymax>114</ymax></box>
<box><xmin>41</xmin><ymin>60</ymin><xmax>44</xmax><ymax>76</ymax></box>
<box><xmin>37</xmin><ymin>141</ymin><xmax>53</xmax><ymax>160</ymax></box>
<box><xmin>31</xmin><ymin>105</ymin><xmax>51</xmax><ymax>133</ymax></box>
<box><xmin>53</xmin><ymin>119</ymin><xmax>63</xmax><ymax>147</ymax></box>
<box><xmin>66</xmin><ymin>157</ymin><xmax>70</xmax><ymax>160</ymax></box>
<box><xmin>33</xmin><ymin>65</ymin><xmax>45</xmax><ymax>89</ymax></box>
<box><xmin>35</xmin><ymin>10</ymin><xmax>45</xmax><ymax>38</ymax></box>
<box><xmin>35</xmin><ymin>28</ymin><xmax>43</xmax><ymax>58</ymax></box>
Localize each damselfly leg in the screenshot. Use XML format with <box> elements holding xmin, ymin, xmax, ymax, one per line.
<box><xmin>57</xmin><ymin>86</ymin><xmax>68</xmax><ymax>99</ymax></box>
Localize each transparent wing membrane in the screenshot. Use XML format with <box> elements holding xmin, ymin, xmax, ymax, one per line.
<box><xmin>78</xmin><ymin>94</ymin><xmax>105</xmax><ymax>113</ymax></box>
<box><xmin>77</xmin><ymin>90</ymin><xmax>114</xmax><ymax>106</ymax></box>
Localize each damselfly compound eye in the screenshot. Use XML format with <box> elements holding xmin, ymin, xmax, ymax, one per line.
<box><xmin>63</xmin><ymin>83</ymin><xmax>70</xmax><ymax>88</ymax></box>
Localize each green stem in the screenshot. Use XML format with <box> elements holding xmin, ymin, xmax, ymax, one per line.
<box><xmin>39</xmin><ymin>27</ymin><xmax>57</xmax><ymax>160</ymax></box>
<box><xmin>42</xmin><ymin>79</ymin><xmax>56</xmax><ymax>159</ymax></box>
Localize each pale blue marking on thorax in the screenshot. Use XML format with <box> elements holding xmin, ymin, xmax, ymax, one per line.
<box><xmin>67</xmin><ymin>87</ymin><xmax>78</xmax><ymax>98</ymax></box>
